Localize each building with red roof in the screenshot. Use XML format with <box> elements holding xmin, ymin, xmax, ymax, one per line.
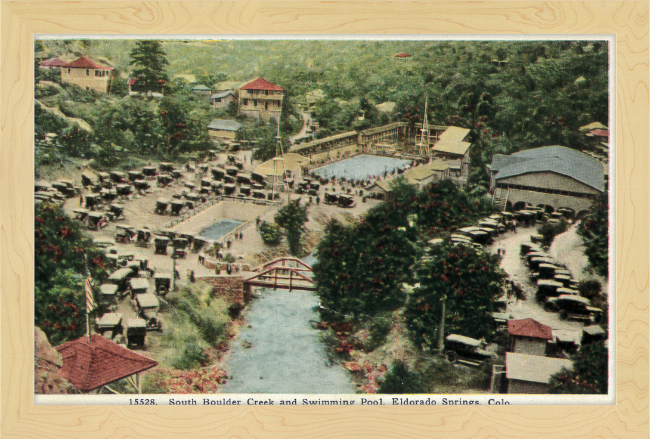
<box><xmin>394</xmin><ymin>52</ymin><xmax>412</xmax><ymax>59</ymax></box>
<box><xmin>238</xmin><ymin>77</ymin><xmax>284</xmax><ymax>122</ymax></box>
<box><xmin>39</xmin><ymin>57</ymin><xmax>67</xmax><ymax>70</ymax></box>
<box><xmin>60</xmin><ymin>56</ymin><xmax>114</xmax><ymax>94</ymax></box>
<box><xmin>508</xmin><ymin>318</ymin><xmax>553</xmax><ymax>357</ymax></box>
<box><xmin>56</xmin><ymin>334</ymin><xmax>157</xmax><ymax>392</ymax></box>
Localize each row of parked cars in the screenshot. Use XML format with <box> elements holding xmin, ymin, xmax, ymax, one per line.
<box><xmin>93</xmin><ymin>242</ymin><xmax>173</xmax><ymax>349</ymax></box>
<box><xmin>520</xmin><ymin>241</ymin><xmax>604</xmax><ymax>323</ymax></box>
<box><xmin>35</xmin><ymin>179</ymin><xmax>79</xmax><ymax>204</ymax></box>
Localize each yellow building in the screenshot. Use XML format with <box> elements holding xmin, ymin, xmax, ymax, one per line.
<box><xmin>61</xmin><ymin>56</ymin><xmax>113</xmax><ymax>94</ymax></box>
<box><xmin>254</xmin><ymin>153</ymin><xmax>310</xmax><ymax>184</ymax></box>
<box><xmin>238</xmin><ymin>77</ymin><xmax>284</xmax><ymax>122</ymax></box>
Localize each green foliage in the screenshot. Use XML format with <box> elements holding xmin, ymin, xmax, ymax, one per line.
<box><xmin>537</xmin><ymin>218</ymin><xmax>569</xmax><ymax>246</ymax></box>
<box><xmin>34</xmin><ymin>203</ymin><xmax>109</xmax><ymax>345</ymax></box>
<box><xmin>415</xmin><ymin>180</ymin><xmax>494</xmax><ymax>236</ymax></box>
<box><xmin>158</xmin><ymin>94</ymin><xmax>213</xmax><ymax>157</ymax></box>
<box><xmin>378</xmin><ymin>361</ymin><xmax>425</xmax><ymax>394</ymax></box>
<box><xmin>223</xmin><ymin>253</ymin><xmax>236</xmax><ymax>263</ymax></box>
<box><xmin>549</xmin><ymin>340</ymin><xmax>608</xmax><ymax>394</ymax></box>
<box><xmin>274</xmin><ymin>200</ymin><xmax>309</xmax><ymax>256</ymax></box>
<box><xmin>364</xmin><ymin>315</ymin><xmax>392</xmax><ymax>352</ymax></box>
<box><xmin>405</xmin><ymin>241</ymin><xmax>505</xmax><ymax>349</ymax></box>
<box><xmin>129</xmin><ymin>40</ymin><xmax>169</xmax><ymax>93</ymax></box>
<box><xmin>258</xmin><ymin>220</ymin><xmax>283</xmax><ymax>246</ymax></box>
<box><xmin>578</xmin><ymin>196</ymin><xmax>609</xmax><ymax>277</ymax></box>
<box><xmin>578</xmin><ymin>279</ymin><xmax>602</xmax><ymax>300</ymax></box>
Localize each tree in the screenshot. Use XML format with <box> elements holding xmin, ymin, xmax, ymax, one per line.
<box><xmin>578</xmin><ymin>195</ymin><xmax>609</xmax><ymax>277</ymax></box>
<box><xmin>274</xmin><ymin>200</ymin><xmax>309</xmax><ymax>256</ymax></box>
<box><xmin>549</xmin><ymin>340</ymin><xmax>608</xmax><ymax>394</ymax></box>
<box><xmin>258</xmin><ymin>220</ymin><xmax>282</xmax><ymax>246</ymax></box>
<box><xmin>405</xmin><ymin>241</ymin><xmax>505</xmax><ymax>351</ymax></box>
<box><xmin>129</xmin><ymin>40</ymin><xmax>169</xmax><ymax>93</ymax></box>
<box><xmin>313</xmin><ymin>181</ymin><xmax>419</xmax><ymax>320</ymax></box>
<box><xmin>35</xmin><ymin>203</ymin><xmax>109</xmax><ymax>345</ymax></box>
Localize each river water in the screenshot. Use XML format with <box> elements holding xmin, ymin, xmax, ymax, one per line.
<box><xmin>220</xmin><ymin>283</ymin><xmax>355</xmax><ymax>394</ymax></box>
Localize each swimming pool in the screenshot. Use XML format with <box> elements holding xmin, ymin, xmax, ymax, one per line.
<box><xmin>310</xmin><ymin>154</ymin><xmax>411</xmax><ymax>181</ymax></box>
<box><xmin>198</xmin><ymin>219</ymin><xmax>243</xmax><ymax>240</ymax></box>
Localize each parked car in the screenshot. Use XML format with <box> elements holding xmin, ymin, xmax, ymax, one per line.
<box><xmin>544</xmin><ymin>295</ymin><xmax>603</xmax><ymax>323</ymax></box>
<box><xmin>445</xmin><ymin>334</ymin><xmax>495</xmax><ymax>366</ymax></box>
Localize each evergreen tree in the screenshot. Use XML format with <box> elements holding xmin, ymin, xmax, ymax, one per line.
<box><xmin>549</xmin><ymin>340</ymin><xmax>608</xmax><ymax>394</ymax></box>
<box><xmin>129</xmin><ymin>40</ymin><xmax>169</xmax><ymax>93</ymax></box>
<box><xmin>405</xmin><ymin>241</ymin><xmax>505</xmax><ymax>349</ymax></box>
<box><xmin>274</xmin><ymin>200</ymin><xmax>309</xmax><ymax>256</ymax></box>
<box><xmin>578</xmin><ymin>195</ymin><xmax>609</xmax><ymax>277</ymax></box>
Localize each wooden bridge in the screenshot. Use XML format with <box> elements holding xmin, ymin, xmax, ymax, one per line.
<box><xmin>244</xmin><ymin>257</ymin><xmax>315</xmax><ymax>292</ymax></box>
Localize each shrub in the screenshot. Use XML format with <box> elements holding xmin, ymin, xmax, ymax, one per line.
<box><xmin>228</xmin><ymin>302</ymin><xmax>244</xmax><ymax>319</ymax></box>
<box><xmin>578</xmin><ymin>280</ymin><xmax>602</xmax><ymax>300</ymax></box>
<box><xmin>223</xmin><ymin>253</ymin><xmax>236</xmax><ymax>263</ymax></box>
<box><xmin>258</xmin><ymin>220</ymin><xmax>282</xmax><ymax>245</ymax></box>
<box><xmin>364</xmin><ymin>315</ymin><xmax>392</xmax><ymax>352</ymax></box>
<box><xmin>378</xmin><ymin>361</ymin><xmax>424</xmax><ymax>394</ymax></box>
<box><xmin>173</xmin><ymin>341</ymin><xmax>209</xmax><ymax>370</ymax></box>
<box><xmin>537</xmin><ymin>219</ymin><xmax>569</xmax><ymax>246</ymax></box>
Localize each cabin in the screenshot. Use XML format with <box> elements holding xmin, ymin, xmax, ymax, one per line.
<box><xmin>505</xmin><ymin>352</ymin><xmax>572</xmax><ymax>394</ymax></box>
<box><xmin>431</xmin><ymin>126</ymin><xmax>472</xmax><ymax>183</ymax></box>
<box><xmin>191</xmin><ymin>84</ymin><xmax>212</xmax><ymax>97</ymax></box>
<box><xmin>61</xmin><ymin>56</ymin><xmax>113</xmax><ymax>94</ymax></box>
<box><xmin>207</xmin><ymin>119</ymin><xmax>242</xmax><ymax>141</ymax></box>
<box><xmin>238</xmin><ymin>77</ymin><xmax>284</xmax><ymax>122</ymax></box>
<box><xmin>211</xmin><ymin>90</ymin><xmax>237</xmax><ymax>109</ymax></box>
<box><xmin>489</xmin><ymin>146</ymin><xmax>605</xmax><ymax>214</ymax></box>
<box><xmin>508</xmin><ymin>318</ymin><xmax>553</xmax><ymax>357</ymax></box>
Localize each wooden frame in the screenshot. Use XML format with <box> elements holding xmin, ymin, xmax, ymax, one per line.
<box><xmin>1</xmin><ymin>2</ymin><xmax>647</xmax><ymax>438</ymax></box>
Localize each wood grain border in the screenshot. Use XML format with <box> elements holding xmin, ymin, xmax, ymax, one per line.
<box><xmin>1</xmin><ymin>2</ymin><xmax>647</xmax><ymax>438</ymax></box>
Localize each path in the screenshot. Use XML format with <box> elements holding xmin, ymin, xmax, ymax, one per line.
<box><xmin>289</xmin><ymin>112</ymin><xmax>312</xmax><ymax>146</ymax></box>
<box><xmin>221</xmin><ymin>286</ymin><xmax>355</xmax><ymax>394</ymax></box>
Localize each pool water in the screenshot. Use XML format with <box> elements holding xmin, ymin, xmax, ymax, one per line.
<box><xmin>310</xmin><ymin>154</ymin><xmax>411</xmax><ymax>181</ymax></box>
<box><xmin>198</xmin><ymin>219</ymin><xmax>243</xmax><ymax>240</ymax></box>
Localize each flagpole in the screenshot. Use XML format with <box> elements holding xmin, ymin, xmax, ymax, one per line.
<box><xmin>85</xmin><ymin>253</ymin><xmax>92</xmax><ymax>344</ymax></box>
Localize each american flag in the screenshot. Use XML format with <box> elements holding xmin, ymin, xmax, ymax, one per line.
<box><xmin>85</xmin><ymin>276</ymin><xmax>96</xmax><ymax>312</ymax></box>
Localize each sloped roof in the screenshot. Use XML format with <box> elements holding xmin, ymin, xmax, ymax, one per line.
<box><xmin>40</xmin><ymin>57</ymin><xmax>67</xmax><ymax>67</ymax></box>
<box><xmin>211</xmin><ymin>90</ymin><xmax>236</xmax><ymax>99</ymax></box>
<box><xmin>240</xmin><ymin>77</ymin><xmax>284</xmax><ymax>91</ymax></box>
<box><xmin>432</xmin><ymin>126</ymin><xmax>472</xmax><ymax>156</ymax></box>
<box><xmin>191</xmin><ymin>84</ymin><xmax>212</xmax><ymax>91</ymax></box>
<box><xmin>255</xmin><ymin>153</ymin><xmax>310</xmax><ymax>176</ymax></box>
<box><xmin>62</xmin><ymin>56</ymin><xmax>113</xmax><ymax>71</ymax></box>
<box><xmin>506</xmin><ymin>352</ymin><xmax>572</xmax><ymax>384</ymax></box>
<box><xmin>207</xmin><ymin>119</ymin><xmax>242</xmax><ymax>132</ymax></box>
<box><xmin>404</xmin><ymin>160</ymin><xmax>449</xmax><ymax>182</ymax></box>
<box><xmin>395</xmin><ymin>52</ymin><xmax>412</xmax><ymax>58</ymax></box>
<box><xmin>56</xmin><ymin>334</ymin><xmax>157</xmax><ymax>391</ymax></box>
<box><xmin>508</xmin><ymin>318</ymin><xmax>553</xmax><ymax>340</ymax></box>
<box><xmin>588</xmin><ymin>129</ymin><xmax>609</xmax><ymax>137</ymax></box>
<box><xmin>491</xmin><ymin>146</ymin><xmax>604</xmax><ymax>192</ymax></box>
<box><xmin>579</xmin><ymin>122</ymin><xmax>607</xmax><ymax>132</ymax></box>
<box><xmin>127</xmin><ymin>78</ymin><xmax>137</xmax><ymax>86</ymax></box>
<box><xmin>290</xmin><ymin>131</ymin><xmax>358</xmax><ymax>152</ymax></box>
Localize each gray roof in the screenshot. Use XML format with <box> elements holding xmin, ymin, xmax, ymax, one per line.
<box><xmin>191</xmin><ymin>84</ymin><xmax>211</xmax><ymax>91</ymax></box>
<box><xmin>211</xmin><ymin>90</ymin><xmax>236</xmax><ymax>99</ymax></box>
<box><xmin>207</xmin><ymin>119</ymin><xmax>242</xmax><ymax>132</ymax></box>
<box><xmin>491</xmin><ymin>146</ymin><xmax>604</xmax><ymax>192</ymax></box>
<box><xmin>506</xmin><ymin>352</ymin><xmax>573</xmax><ymax>384</ymax></box>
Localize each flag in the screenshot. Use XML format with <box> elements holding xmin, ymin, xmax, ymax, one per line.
<box><xmin>85</xmin><ymin>276</ymin><xmax>96</xmax><ymax>312</ymax></box>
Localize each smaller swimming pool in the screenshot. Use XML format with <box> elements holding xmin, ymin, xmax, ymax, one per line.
<box><xmin>198</xmin><ymin>219</ymin><xmax>243</xmax><ymax>240</ymax></box>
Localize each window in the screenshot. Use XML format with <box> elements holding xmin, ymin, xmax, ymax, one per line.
<box><xmin>243</xmin><ymin>99</ymin><xmax>248</xmax><ymax>105</ymax></box>
<box><xmin>86</xmin><ymin>69</ymin><xmax>90</xmax><ymax>76</ymax></box>
<box><xmin>254</xmin><ymin>100</ymin><xmax>257</xmax><ymax>106</ymax></box>
<box><xmin>67</xmin><ymin>68</ymin><xmax>71</xmax><ymax>74</ymax></box>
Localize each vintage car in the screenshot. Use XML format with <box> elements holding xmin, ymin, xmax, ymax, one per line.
<box><xmin>154</xmin><ymin>272</ymin><xmax>172</xmax><ymax>296</ymax></box>
<box><xmin>252</xmin><ymin>190</ymin><xmax>266</xmax><ymax>200</ymax></box>
<box><xmin>92</xmin><ymin>237</ymin><xmax>114</xmax><ymax>249</ymax></box>
<box><xmin>94</xmin><ymin>312</ymin><xmax>123</xmax><ymax>340</ymax></box>
<box><xmin>159</xmin><ymin>162</ymin><xmax>174</xmax><ymax>173</ymax></box>
<box><xmin>115</xmin><ymin>184</ymin><xmax>133</xmax><ymax>196</ymax></box>
<box><xmin>98</xmin><ymin>284</ymin><xmax>119</xmax><ymax>313</ymax></box>
<box><xmin>136</xmin><ymin>293</ymin><xmax>163</xmax><ymax>332</ymax></box>
<box><xmin>136</xmin><ymin>228</ymin><xmax>152</xmax><ymax>247</ymax></box>
<box><xmin>544</xmin><ymin>295</ymin><xmax>603</xmax><ymax>323</ymax></box>
<box><xmin>129</xmin><ymin>277</ymin><xmax>150</xmax><ymax>299</ymax></box>
<box><xmin>125</xmin><ymin>318</ymin><xmax>147</xmax><ymax>348</ymax></box>
<box><xmin>86</xmin><ymin>212</ymin><xmax>108</xmax><ymax>231</ymax></box>
<box><xmin>211</xmin><ymin>167</ymin><xmax>226</xmax><ymax>180</ymax></box>
<box><xmin>85</xmin><ymin>193</ymin><xmax>102</xmax><ymax>210</ymax></box>
<box><xmin>224</xmin><ymin>184</ymin><xmax>237</xmax><ymax>196</ymax></box>
<box><xmin>72</xmin><ymin>208</ymin><xmax>89</xmax><ymax>222</ymax></box>
<box><xmin>338</xmin><ymin>194</ymin><xmax>356</xmax><ymax>208</ymax></box>
<box><xmin>536</xmin><ymin>279</ymin><xmax>565</xmax><ymax>301</ymax></box>
<box><xmin>582</xmin><ymin>325</ymin><xmax>606</xmax><ymax>345</ymax></box>
<box><xmin>108</xmin><ymin>268</ymin><xmax>136</xmax><ymax>295</ymax></box>
<box><xmin>154</xmin><ymin>236</ymin><xmax>171</xmax><ymax>255</ymax></box>
<box><xmin>128</xmin><ymin>170</ymin><xmax>145</xmax><ymax>182</ymax></box>
<box><xmin>225</xmin><ymin>165</ymin><xmax>238</xmax><ymax>177</ymax></box>
<box><xmin>134</xmin><ymin>180</ymin><xmax>151</xmax><ymax>192</ymax></box>
<box><xmin>323</xmin><ymin>192</ymin><xmax>338</xmax><ymax>205</ymax></box>
<box><xmin>115</xmin><ymin>224</ymin><xmax>136</xmax><ymax>243</ymax></box>
<box><xmin>157</xmin><ymin>174</ymin><xmax>173</xmax><ymax>187</ymax></box>
<box><xmin>172</xmin><ymin>237</ymin><xmax>189</xmax><ymax>258</ymax></box>
<box><xmin>110</xmin><ymin>171</ymin><xmax>126</xmax><ymax>183</ymax></box>
<box><xmin>192</xmin><ymin>236</ymin><xmax>209</xmax><ymax>253</ymax></box>
<box><xmin>142</xmin><ymin>166</ymin><xmax>157</xmax><ymax>177</ymax></box>
<box><xmin>236</xmin><ymin>173</ymin><xmax>252</xmax><ymax>185</ymax></box>
<box><xmin>108</xmin><ymin>203</ymin><xmax>125</xmax><ymax>220</ymax></box>
<box><xmin>445</xmin><ymin>334</ymin><xmax>496</xmax><ymax>366</ymax></box>
<box><xmin>170</xmin><ymin>200</ymin><xmax>185</xmax><ymax>216</ymax></box>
